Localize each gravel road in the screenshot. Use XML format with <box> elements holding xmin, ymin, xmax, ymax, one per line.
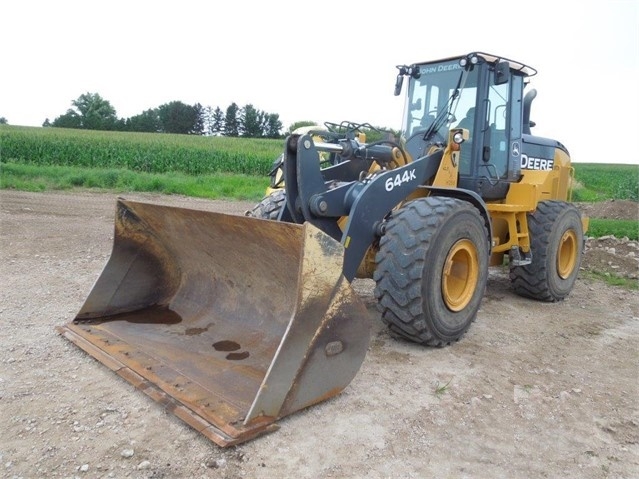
<box><xmin>1</xmin><ymin>190</ymin><xmax>637</xmax><ymax>479</ymax></box>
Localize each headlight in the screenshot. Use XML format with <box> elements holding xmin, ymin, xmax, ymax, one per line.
<box><xmin>453</xmin><ymin>131</ymin><xmax>465</xmax><ymax>144</ymax></box>
<box><xmin>460</xmin><ymin>54</ymin><xmax>479</xmax><ymax>68</ymax></box>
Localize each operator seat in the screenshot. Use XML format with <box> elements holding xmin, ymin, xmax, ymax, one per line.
<box><xmin>457</xmin><ymin>107</ymin><xmax>475</xmax><ymax>175</ymax></box>
<box><xmin>456</xmin><ymin>107</ymin><xmax>475</xmax><ymax>131</ymax></box>
<box><xmin>420</xmin><ymin>113</ymin><xmax>436</xmax><ymax>131</ymax></box>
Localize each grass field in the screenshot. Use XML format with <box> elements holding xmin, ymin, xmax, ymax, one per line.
<box><xmin>0</xmin><ymin>162</ymin><xmax>269</xmax><ymax>201</ymax></box>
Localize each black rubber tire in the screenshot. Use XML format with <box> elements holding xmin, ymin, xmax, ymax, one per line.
<box><xmin>509</xmin><ymin>200</ymin><xmax>584</xmax><ymax>302</ymax></box>
<box><xmin>245</xmin><ymin>189</ymin><xmax>286</xmax><ymax>220</ymax></box>
<box><xmin>373</xmin><ymin>196</ymin><xmax>489</xmax><ymax>346</ymax></box>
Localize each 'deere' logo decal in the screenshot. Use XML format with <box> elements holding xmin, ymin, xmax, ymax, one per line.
<box><xmin>521</xmin><ymin>154</ymin><xmax>554</xmax><ymax>171</ymax></box>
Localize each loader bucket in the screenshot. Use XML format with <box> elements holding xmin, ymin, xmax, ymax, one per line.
<box><xmin>57</xmin><ymin>199</ymin><xmax>370</xmax><ymax>447</ymax></box>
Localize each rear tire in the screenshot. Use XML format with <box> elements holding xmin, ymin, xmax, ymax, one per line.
<box><xmin>373</xmin><ymin>197</ymin><xmax>489</xmax><ymax>346</ymax></box>
<box><xmin>245</xmin><ymin>189</ymin><xmax>286</xmax><ymax>220</ymax></box>
<box><xmin>509</xmin><ymin>200</ymin><xmax>583</xmax><ymax>301</ymax></box>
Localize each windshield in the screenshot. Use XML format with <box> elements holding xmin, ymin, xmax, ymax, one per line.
<box><xmin>401</xmin><ymin>59</ymin><xmax>479</xmax><ymax>141</ymax></box>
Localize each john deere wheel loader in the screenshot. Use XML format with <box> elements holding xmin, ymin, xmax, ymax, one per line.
<box><xmin>58</xmin><ymin>52</ymin><xmax>587</xmax><ymax>447</ymax></box>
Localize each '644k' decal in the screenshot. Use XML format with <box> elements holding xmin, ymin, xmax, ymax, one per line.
<box><xmin>385</xmin><ymin>169</ymin><xmax>417</xmax><ymax>191</ymax></box>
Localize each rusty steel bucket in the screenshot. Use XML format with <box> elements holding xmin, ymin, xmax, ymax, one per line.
<box><xmin>57</xmin><ymin>199</ymin><xmax>370</xmax><ymax>447</ymax></box>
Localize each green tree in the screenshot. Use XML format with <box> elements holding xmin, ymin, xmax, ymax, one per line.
<box><xmin>239</xmin><ymin>104</ymin><xmax>262</xmax><ymax>137</ymax></box>
<box><xmin>193</xmin><ymin>103</ymin><xmax>205</xmax><ymax>135</ymax></box>
<box><xmin>157</xmin><ymin>101</ymin><xmax>201</xmax><ymax>134</ymax></box>
<box><xmin>237</xmin><ymin>105</ymin><xmax>282</xmax><ymax>138</ymax></box>
<box><xmin>264</xmin><ymin>113</ymin><xmax>283</xmax><ymax>138</ymax></box>
<box><xmin>202</xmin><ymin>106</ymin><xmax>213</xmax><ymax>135</ymax></box>
<box><xmin>224</xmin><ymin>103</ymin><xmax>240</xmax><ymax>137</ymax></box>
<box><xmin>126</xmin><ymin>108</ymin><xmax>160</xmax><ymax>132</ymax></box>
<box><xmin>113</xmin><ymin>117</ymin><xmax>128</xmax><ymax>131</ymax></box>
<box><xmin>49</xmin><ymin>93</ymin><xmax>118</xmax><ymax>130</ymax></box>
<box><xmin>51</xmin><ymin>109</ymin><xmax>82</xmax><ymax>129</ymax></box>
<box><xmin>72</xmin><ymin>92</ymin><xmax>118</xmax><ymax>130</ymax></box>
<box><xmin>211</xmin><ymin>107</ymin><xmax>224</xmax><ymax>135</ymax></box>
<box><xmin>0</xmin><ymin>117</ymin><xmax>7</xmax><ymax>125</ymax></box>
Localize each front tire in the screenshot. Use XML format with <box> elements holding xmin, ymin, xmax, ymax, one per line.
<box><xmin>245</xmin><ymin>189</ymin><xmax>286</xmax><ymax>220</ymax></box>
<box><xmin>373</xmin><ymin>197</ymin><xmax>489</xmax><ymax>346</ymax></box>
<box><xmin>509</xmin><ymin>200</ymin><xmax>584</xmax><ymax>301</ymax></box>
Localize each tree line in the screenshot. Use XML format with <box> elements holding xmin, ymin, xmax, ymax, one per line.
<box><xmin>40</xmin><ymin>92</ymin><xmax>284</xmax><ymax>138</ymax></box>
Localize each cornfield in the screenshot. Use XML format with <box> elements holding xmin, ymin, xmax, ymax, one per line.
<box><xmin>0</xmin><ymin>125</ymin><xmax>283</xmax><ymax>176</ymax></box>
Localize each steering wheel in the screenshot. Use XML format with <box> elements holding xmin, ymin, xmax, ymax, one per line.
<box><xmin>421</xmin><ymin>110</ymin><xmax>457</xmax><ymax>127</ymax></box>
<box><xmin>405</xmin><ymin>128</ymin><xmax>446</xmax><ymax>153</ymax></box>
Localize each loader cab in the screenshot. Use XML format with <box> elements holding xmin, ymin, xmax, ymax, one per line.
<box><xmin>398</xmin><ymin>52</ymin><xmax>537</xmax><ymax>200</ymax></box>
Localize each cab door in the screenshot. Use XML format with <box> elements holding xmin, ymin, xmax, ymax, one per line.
<box><xmin>458</xmin><ymin>61</ymin><xmax>521</xmax><ymax>200</ymax></box>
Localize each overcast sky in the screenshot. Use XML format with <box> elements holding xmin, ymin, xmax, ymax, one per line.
<box><xmin>2</xmin><ymin>0</ymin><xmax>637</xmax><ymax>164</ymax></box>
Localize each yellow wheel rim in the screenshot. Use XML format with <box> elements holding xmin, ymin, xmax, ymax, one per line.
<box><xmin>442</xmin><ymin>239</ymin><xmax>479</xmax><ymax>312</ymax></box>
<box><xmin>557</xmin><ymin>229</ymin><xmax>578</xmax><ymax>279</ymax></box>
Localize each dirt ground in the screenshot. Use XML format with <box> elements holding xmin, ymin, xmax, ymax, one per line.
<box><xmin>1</xmin><ymin>190</ymin><xmax>637</xmax><ymax>479</ymax></box>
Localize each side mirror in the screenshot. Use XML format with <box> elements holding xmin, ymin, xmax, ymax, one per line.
<box><xmin>394</xmin><ymin>74</ymin><xmax>404</xmax><ymax>96</ymax></box>
<box><xmin>494</xmin><ymin>61</ymin><xmax>510</xmax><ymax>86</ymax></box>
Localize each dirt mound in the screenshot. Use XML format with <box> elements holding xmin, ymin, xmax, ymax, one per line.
<box><xmin>577</xmin><ymin>199</ymin><xmax>638</xmax><ymax>221</ymax></box>
<box><xmin>584</xmin><ymin>236</ymin><xmax>639</xmax><ymax>280</ymax></box>
<box><xmin>576</xmin><ymin>200</ymin><xmax>639</xmax><ymax>280</ymax></box>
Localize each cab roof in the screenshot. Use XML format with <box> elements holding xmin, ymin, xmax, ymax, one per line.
<box><xmin>416</xmin><ymin>52</ymin><xmax>537</xmax><ymax>77</ymax></box>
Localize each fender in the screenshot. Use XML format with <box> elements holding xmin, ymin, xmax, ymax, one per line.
<box><xmin>336</xmin><ymin>151</ymin><xmax>443</xmax><ymax>280</ymax></box>
<box><xmin>420</xmin><ymin>186</ymin><xmax>493</xmax><ymax>253</ymax></box>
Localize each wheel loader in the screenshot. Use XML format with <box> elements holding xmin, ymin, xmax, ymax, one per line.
<box><xmin>57</xmin><ymin>52</ymin><xmax>587</xmax><ymax>447</ymax></box>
